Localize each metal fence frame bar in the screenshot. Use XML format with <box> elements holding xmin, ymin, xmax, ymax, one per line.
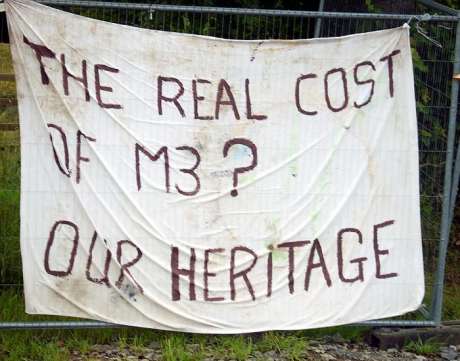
<box><xmin>36</xmin><ymin>0</ymin><xmax>459</xmax><ymax>22</ymax></box>
<box><xmin>430</xmin><ymin>12</ymin><xmax>460</xmax><ymax>325</ymax></box>
<box><xmin>0</xmin><ymin>321</ymin><xmax>120</xmax><ymax>330</ymax></box>
<box><xmin>0</xmin><ymin>320</ymin><xmax>438</xmax><ymax>330</ymax></box>
<box><xmin>313</xmin><ymin>0</ymin><xmax>325</xmax><ymax>38</ymax></box>
<box><xmin>450</xmin><ymin>142</ymin><xmax>460</xmax><ymax>227</ymax></box>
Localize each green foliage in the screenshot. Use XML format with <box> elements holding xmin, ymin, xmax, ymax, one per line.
<box><xmin>302</xmin><ymin>326</ymin><xmax>368</xmax><ymax>343</ymax></box>
<box><xmin>214</xmin><ymin>335</ymin><xmax>253</xmax><ymax>361</ymax></box>
<box><xmin>441</xmin><ymin>284</ymin><xmax>460</xmax><ymax>319</ymax></box>
<box><xmin>437</xmin><ymin>0</ymin><xmax>460</xmax><ymax>9</ymax></box>
<box><xmin>0</xmin><ymin>44</ymin><xmax>16</xmax><ymax>99</ymax></box>
<box><xmin>404</xmin><ymin>338</ymin><xmax>441</xmax><ymax>355</ymax></box>
<box><xmin>0</xmin><ymin>43</ymin><xmax>14</xmax><ymax>73</ymax></box>
<box><xmin>258</xmin><ymin>332</ymin><xmax>308</xmax><ymax>360</ymax></box>
<box><xmin>161</xmin><ymin>334</ymin><xmax>204</xmax><ymax>361</ymax></box>
<box><xmin>0</xmin><ymin>148</ymin><xmax>20</xmax><ymax>286</ymax></box>
<box><xmin>131</xmin><ymin>334</ymin><xmax>150</xmax><ymax>353</ymax></box>
<box><xmin>65</xmin><ymin>336</ymin><xmax>91</xmax><ymax>356</ymax></box>
<box><xmin>364</xmin><ymin>0</ymin><xmax>381</xmax><ymax>13</ymax></box>
<box><xmin>1</xmin><ymin>340</ymin><xmax>69</xmax><ymax>361</ymax></box>
<box><xmin>0</xmin><ymin>106</ymin><xmax>18</xmax><ymax>124</ymax></box>
<box><xmin>412</xmin><ymin>47</ymin><xmax>429</xmax><ymax>74</ymax></box>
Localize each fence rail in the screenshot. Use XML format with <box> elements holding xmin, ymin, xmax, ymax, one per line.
<box><xmin>0</xmin><ymin>74</ymin><xmax>14</xmax><ymax>82</ymax></box>
<box><xmin>35</xmin><ymin>0</ymin><xmax>460</xmax><ymax>21</ymax></box>
<box><xmin>0</xmin><ymin>0</ymin><xmax>459</xmax><ymax>330</ymax></box>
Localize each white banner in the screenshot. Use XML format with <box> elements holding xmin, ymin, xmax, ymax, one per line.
<box><xmin>6</xmin><ymin>0</ymin><xmax>424</xmax><ymax>332</ymax></box>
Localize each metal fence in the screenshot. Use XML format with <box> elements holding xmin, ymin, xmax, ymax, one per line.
<box><xmin>0</xmin><ymin>0</ymin><xmax>459</xmax><ymax>329</ymax></box>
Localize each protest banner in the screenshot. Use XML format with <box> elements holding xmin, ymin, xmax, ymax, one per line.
<box><xmin>5</xmin><ymin>0</ymin><xmax>423</xmax><ymax>332</ymax></box>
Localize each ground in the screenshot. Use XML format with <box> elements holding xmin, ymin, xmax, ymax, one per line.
<box><xmin>67</xmin><ymin>337</ymin><xmax>458</xmax><ymax>361</ymax></box>
<box><xmin>2</xmin><ymin>330</ymin><xmax>459</xmax><ymax>361</ymax></box>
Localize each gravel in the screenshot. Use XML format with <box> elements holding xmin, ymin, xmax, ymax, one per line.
<box><xmin>69</xmin><ymin>338</ymin><xmax>460</xmax><ymax>361</ymax></box>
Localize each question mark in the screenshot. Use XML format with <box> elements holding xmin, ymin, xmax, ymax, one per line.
<box><xmin>222</xmin><ymin>138</ymin><xmax>258</xmax><ymax>197</ymax></box>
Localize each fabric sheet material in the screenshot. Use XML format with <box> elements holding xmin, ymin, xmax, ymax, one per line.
<box><xmin>5</xmin><ymin>0</ymin><xmax>424</xmax><ymax>332</ymax></box>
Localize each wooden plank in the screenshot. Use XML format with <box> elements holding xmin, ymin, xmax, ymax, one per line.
<box><xmin>0</xmin><ymin>74</ymin><xmax>15</xmax><ymax>82</ymax></box>
<box><xmin>0</xmin><ymin>123</ymin><xmax>19</xmax><ymax>131</ymax></box>
<box><xmin>0</xmin><ymin>98</ymin><xmax>17</xmax><ymax>107</ymax></box>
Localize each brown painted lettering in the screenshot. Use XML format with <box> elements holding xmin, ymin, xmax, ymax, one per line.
<box><xmin>337</xmin><ymin>228</ymin><xmax>367</xmax><ymax>283</ymax></box>
<box><xmin>23</xmin><ymin>35</ymin><xmax>56</xmax><ymax>85</ymax></box>
<box><xmin>215</xmin><ymin>79</ymin><xmax>240</xmax><ymax>120</ymax></box>
<box><xmin>230</xmin><ymin>246</ymin><xmax>257</xmax><ymax>301</ymax></box>
<box><xmin>175</xmin><ymin>146</ymin><xmax>200</xmax><ymax>196</ymax></box>
<box><xmin>204</xmin><ymin>248</ymin><xmax>225</xmax><ymax>301</ymax></box>
<box><xmin>171</xmin><ymin>246</ymin><xmax>196</xmax><ymax>301</ymax></box>
<box><xmin>222</xmin><ymin>138</ymin><xmax>258</xmax><ymax>197</ymax></box>
<box><xmin>85</xmin><ymin>231</ymin><xmax>111</xmax><ymax>287</ymax></box>
<box><xmin>94</xmin><ymin>64</ymin><xmax>122</xmax><ymax>109</ymax></box>
<box><xmin>295</xmin><ymin>74</ymin><xmax>318</xmax><ymax>115</ymax></box>
<box><xmin>192</xmin><ymin>79</ymin><xmax>213</xmax><ymax>120</ymax></box>
<box><xmin>304</xmin><ymin>239</ymin><xmax>332</xmax><ymax>291</ymax></box>
<box><xmin>61</xmin><ymin>54</ymin><xmax>90</xmax><ymax>101</ymax></box>
<box><xmin>373</xmin><ymin>220</ymin><xmax>398</xmax><ymax>279</ymax></box>
<box><xmin>379</xmin><ymin>50</ymin><xmax>401</xmax><ymax>97</ymax></box>
<box><xmin>278</xmin><ymin>240</ymin><xmax>310</xmax><ymax>294</ymax></box>
<box><xmin>44</xmin><ymin>220</ymin><xmax>79</xmax><ymax>277</ymax></box>
<box><xmin>158</xmin><ymin>76</ymin><xmax>185</xmax><ymax>117</ymax></box>
<box><xmin>76</xmin><ymin>130</ymin><xmax>96</xmax><ymax>184</ymax></box>
<box><xmin>115</xmin><ymin>240</ymin><xmax>143</xmax><ymax>294</ymax></box>
<box><xmin>267</xmin><ymin>252</ymin><xmax>273</xmax><ymax>297</ymax></box>
<box><xmin>353</xmin><ymin>61</ymin><xmax>375</xmax><ymax>108</ymax></box>
<box><xmin>245</xmin><ymin>78</ymin><xmax>267</xmax><ymax>120</ymax></box>
<box><xmin>47</xmin><ymin>123</ymin><xmax>71</xmax><ymax>177</ymax></box>
<box><xmin>135</xmin><ymin>144</ymin><xmax>170</xmax><ymax>192</ymax></box>
<box><xmin>324</xmin><ymin>68</ymin><xmax>348</xmax><ymax>112</ymax></box>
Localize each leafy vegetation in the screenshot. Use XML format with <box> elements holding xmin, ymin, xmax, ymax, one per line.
<box><xmin>257</xmin><ymin>332</ymin><xmax>309</xmax><ymax>360</ymax></box>
<box><xmin>0</xmin><ymin>43</ymin><xmax>16</xmax><ymax>99</ymax></box>
<box><xmin>404</xmin><ymin>337</ymin><xmax>441</xmax><ymax>355</ymax></box>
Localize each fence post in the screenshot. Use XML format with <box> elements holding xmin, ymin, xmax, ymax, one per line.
<box><xmin>430</xmin><ymin>12</ymin><xmax>460</xmax><ymax>325</ymax></box>
<box><xmin>314</xmin><ymin>0</ymin><xmax>325</xmax><ymax>38</ymax></box>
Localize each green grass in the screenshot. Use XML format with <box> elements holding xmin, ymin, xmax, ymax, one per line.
<box><xmin>0</xmin><ymin>147</ymin><xmax>20</xmax><ymax>287</ymax></box>
<box><xmin>0</xmin><ymin>287</ymin><xmax>396</xmax><ymax>361</ymax></box>
<box><xmin>214</xmin><ymin>335</ymin><xmax>253</xmax><ymax>361</ymax></box>
<box><xmin>2</xmin><ymin>339</ymin><xmax>69</xmax><ymax>361</ymax></box>
<box><xmin>302</xmin><ymin>325</ymin><xmax>368</xmax><ymax>343</ymax></box>
<box><xmin>404</xmin><ymin>338</ymin><xmax>441</xmax><ymax>355</ymax></box>
<box><xmin>0</xmin><ymin>45</ymin><xmax>20</xmax><ymax>286</ymax></box>
<box><xmin>0</xmin><ymin>106</ymin><xmax>18</xmax><ymax>125</ymax></box>
<box><xmin>440</xmin><ymin>284</ymin><xmax>460</xmax><ymax>320</ymax></box>
<box><xmin>258</xmin><ymin>332</ymin><xmax>309</xmax><ymax>360</ymax></box>
<box><xmin>0</xmin><ymin>43</ymin><xmax>16</xmax><ymax>99</ymax></box>
<box><xmin>0</xmin><ymin>43</ymin><xmax>18</xmax><ymax>132</ymax></box>
<box><xmin>0</xmin><ymin>45</ymin><xmax>20</xmax><ymax>290</ymax></box>
<box><xmin>0</xmin><ymin>288</ymin><xmax>367</xmax><ymax>361</ymax></box>
<box><xmin>161</xmin><ymin>334</ymin><xmax>205</xmax><ymax>361</ymax></box>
